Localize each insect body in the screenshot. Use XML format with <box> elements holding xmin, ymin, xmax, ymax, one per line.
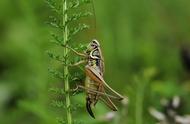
<box><xmin>67</xmin><ymin>39</ymin><xmax>124</xmax><ymax>118</ymax></box>
<box><xmin>85</xmin><ymin>40</ymin><xmax>105</xmax><ymax>118</ymax></box>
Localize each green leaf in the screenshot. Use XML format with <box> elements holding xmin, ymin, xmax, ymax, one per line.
<box><xmin>56</xmin><ymin>117</ymin><xmax>66</xmax><ymax>124</ymax></box>
<box><xmin>73</xmin><ymin>120</ymin><xmax>84</xmax><ymax>124</ymax></box>
<box><xmin>70</xmin><ymin>103</ymin><xmax>83</xmax><ymax>111</ymax></box>
<box><xmin>66</xmin><ymin>12</ymin><xmax>92</xmax><ymax>24</ymax></box>
<box><xmin>68</xmin><ymin>0</ymin><xmax>91</xmax><ymax>9</ymax></box>
<box><xmin>47</xmin><ymin>51</ymin><xmax>65</xmax><ymax>63</ymax></box>
<box><xmin>45</xmin><ymin>0</ymin><xmax>61</xmax><ymax>14</ymax></box>
<box><xmin>47</xmin><ymin>21</ymin><xmax>63</xmax><ymax>29</ymax></box>
<box><xmin>49</xmin><ymin>87</ymin><xmax>66</xmax><ymax>95</ymax></box>
<box><xmin>48</xmin><ymin>68</ymin><xmax>64</xmax><ymax>79</ymax></box>
<box><xmin>69</xmin><ymin>23</ymin><xmax>90</xmax><ymax>37</ymax></box>
<box><xmin>51</xmin><ymin>100</ymin><xmax>65</xmax><ymax>108</ymax></box>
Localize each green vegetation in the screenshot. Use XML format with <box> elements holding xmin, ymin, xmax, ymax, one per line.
<box><xmin>46</xmin><ymin>0</ymin><xmax>92</xmax><ymax>123</ymax></box>
<box><xmin>0</xmin><ymin>0</ymin><xmax>190</xmax><ymax>124</ymax></box>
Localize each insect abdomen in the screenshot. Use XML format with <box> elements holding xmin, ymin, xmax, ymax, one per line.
<box><xmin>85</xmin><ymin>76</ymin><xmax>102</xmax><ymax>118</ymax></box>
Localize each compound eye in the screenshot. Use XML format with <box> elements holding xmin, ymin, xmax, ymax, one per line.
<box><xmin>92</xmin><ymin>40</ymin><xmax>97</xmax><ymax>44</ymax></box>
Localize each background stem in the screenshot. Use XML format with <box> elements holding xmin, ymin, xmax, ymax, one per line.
<box><xmin>63</xmin><ymin>0</ymin><xmax>72</xmax><ymax>124</ymax></box>
<box><xmin>135</xmin><ymin>86</ymin><xmax>144</xmax><ymax>124</ymax></box>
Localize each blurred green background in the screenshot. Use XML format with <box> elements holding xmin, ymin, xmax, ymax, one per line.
<box><xmin>1</xmin><ymin>0</ymin><xmax>190</xmax><ymax>124</ymax></box>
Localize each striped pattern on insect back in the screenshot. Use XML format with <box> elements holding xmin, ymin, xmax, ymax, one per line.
<box><xmin>88</xmin><ymin>47</ymin><xmax>104</xmax><ymax>75</ymax></box>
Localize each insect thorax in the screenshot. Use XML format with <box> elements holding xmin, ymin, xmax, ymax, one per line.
<box><xmin>87</xmin><ymin>48</ymin><xmax>104</xmax><ymax>76</ymax></box>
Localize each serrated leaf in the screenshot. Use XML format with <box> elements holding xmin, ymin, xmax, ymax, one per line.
<box><xmin>47</xmin><ymin>16</ymin><xmax>63</xmax><ymax>29</ymax></box>
<box><xmin>49</xmin><ymin>87</ymin><xmax>66</xmax><ymax>95</ymax></box>
<box><xmin>47</xmin><ymin>51</ymin><xmax>65</xmax><ymax>63</ymax></box>
<box><xmin>47</xmin><ymin>21</ymin><xmax>63</xmax><ymax>29</ymax></box>
<box><xmin>76</xmin><ymin>43</ymin><xmax>88</xmax><ymax>50</ymax></box>
<box><xmin>49</xmin><ymin>33</ymin><xmax>66</xmax><ymax>47</ymax></box>
<box><xmin>68</xmin><ymin>0</ymin><xmax>79</xmax><ymax>9</ymax></box>
<box><xmin>69</xmin><ymin>23</ymin><xmax>89</xmax><ymax>37</ymax></box>
<box><xmin>51</xmin><ymin>100</ymin><xmax>65</xmax><ymax>108</ymax></box>
<box><xmin>45</xmin><ymin>0</ymin><xmax>62</xmax><ymax>14</ymax></box>
<box><xmin>80</xmin><ymin>0</ymin><xmax>91</xmax><ymax>3</ymax></box>
<box><xmin>56</xmin><ymin>117</ymin><xmax>66</xmax><ymax>124</ymax></box>
<box><xmin>66</xmin><ymin>12</ymin><xmax>92</xmax><ymax>24</ymax></box>
<box><xmin>73</xmin><ymin>120</ymin><xmax>84</xmax><ymax>124</ymax></box>
<box><xmin>48</xmin><ymin>68</ymin><xmax>64</xmax><ymax>79</ymax></box>
<box><xmin>70</xmin><ymin>103</ymin><xmax>83</xmax><ymax>111</ymax></box>
<box><xmin>68</xmin><ymin>0</ymin><xmax>91</xmax><ymax>9</ymax></box>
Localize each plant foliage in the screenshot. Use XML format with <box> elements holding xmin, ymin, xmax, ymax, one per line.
<box><xmin>46</xmin><ymin>0</ymin><xmax>93</xmax><ymax>123</ymax></box>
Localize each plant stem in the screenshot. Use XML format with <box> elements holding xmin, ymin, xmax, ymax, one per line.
<box><xmin>63</xmin><ymin>0</ymin><xmax>72</xmax><ymax>124</ymax></box>
<box><xmin>135</xmin><ymin>85</ymin><xmax>143</xmax><ymax>124</ymax></box>
<box><xmin>135</xmin><ymin>77</ymin><xmax>148</xmax><ymax>124</ymax></box>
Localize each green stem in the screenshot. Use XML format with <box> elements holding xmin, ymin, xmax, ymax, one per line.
<box><xmin>63</xmin><ymin>0</ymin><xmax>72</xmax><ymax>124</ymax></box>
<box><xmin>135</xmin><ymin>86</ymin><xmax>143</xmax><ymax>124</ymax></box>
<box><xmin>135</xmin><ymin>79</ymin><xmax>148</xmax><ymax>124</ymax></box>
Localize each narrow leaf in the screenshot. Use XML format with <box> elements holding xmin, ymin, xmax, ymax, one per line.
<box><xmin>69</xmin><ymin>23</ymin><xmax>90</xmax><ymax>37</ymax></box>
<box><xmin>48</xmin><ymin>68</ymin><xmax>64</xmax><ymax>79</ymax></box>
<box><xmin>51</xmin><ymin>100</ymin><xmax>65</xmax><ymax>108</ymax></box>
<box><xmin>66</xmin><ymin>12</ymin><xmax>92</xmax><ymax>24</ymax></box>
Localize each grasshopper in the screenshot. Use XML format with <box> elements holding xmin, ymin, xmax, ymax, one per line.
<box><xmin>66</xmin><ymin>39</ymin><xmax>124</xmax><ymax>118</ymax></box>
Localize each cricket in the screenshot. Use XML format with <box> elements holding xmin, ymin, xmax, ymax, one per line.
<box><xmin>66</xmin><ymin>39</ymin><xmax>125</xmax><ymax>118</ymax></box>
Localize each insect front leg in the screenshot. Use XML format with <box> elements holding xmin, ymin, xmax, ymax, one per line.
<box><xmin>62</xmin><ymin>44</ymin><xmax>87</xmax><ymax>57</ymax></box>
<box><xmin>69</xmin><ymin>60</ymin><xmax>87</xmax><ymax>67</ymax></box>
<box><xmin>61</xmin><ymin>60</ymin><xmax>86</xmax><ymax>67</ymax></box>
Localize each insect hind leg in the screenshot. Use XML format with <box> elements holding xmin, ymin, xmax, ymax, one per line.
<box><xmin>77</xmin><ymin>85</ymin><xmax>122</xmax><ymax>100</ymax></box>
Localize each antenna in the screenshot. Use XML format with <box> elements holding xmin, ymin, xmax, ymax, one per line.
<box><xmin>91</xmin><ymin>0</ymin><xmax>97</xmax><ymax>38</ymax></box>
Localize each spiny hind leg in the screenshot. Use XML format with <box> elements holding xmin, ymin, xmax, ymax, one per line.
<box><xmin>77</xmin><ymin>85</ymin><xmax>122</xmax><ymax>100</ymax></box>
<box><xmin>93</xmin><ymin>84</ymin><xmax>103</xmax><ymax>106</ymax></box>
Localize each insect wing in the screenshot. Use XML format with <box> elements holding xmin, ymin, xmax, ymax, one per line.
<box><xmin>85</xmin><ymin>65</ymin><xmax>124</xmax><ymax>100</ymax></box>
<box><xmin>100</xmin><ymin>88</ymin><xmax>118</xmax><ymax>111</ymax></box>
